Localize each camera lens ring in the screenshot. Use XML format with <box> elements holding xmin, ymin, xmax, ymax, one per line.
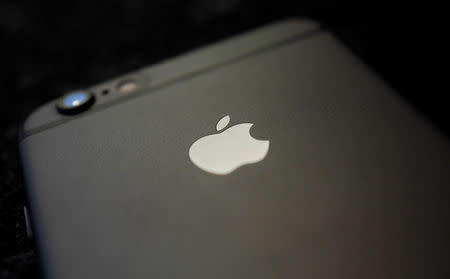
<box><xmin>56</xmin><ymin>91</ymin><xmax>95</xmax><ymax>114</ymax></box>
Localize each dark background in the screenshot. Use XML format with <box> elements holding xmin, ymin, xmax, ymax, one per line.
<box><xmin>1</xmin><ymin>0</ymin><xmax>449</xmax><ymax>278</ymax></box>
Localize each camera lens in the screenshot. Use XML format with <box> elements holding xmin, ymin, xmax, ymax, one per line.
<box><xmin>56</xmin><ymin>91</ymin><xmax>95</xmax><ymax>114</ymax></box>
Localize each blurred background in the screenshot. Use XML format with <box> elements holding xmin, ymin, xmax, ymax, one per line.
<box><xmin>0</xmin><ymin>0</ymin><xmax>449</xmax><ymax>278</ymax></box>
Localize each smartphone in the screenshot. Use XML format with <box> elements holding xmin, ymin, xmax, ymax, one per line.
<box><xmin>20</xmin><ymin>19</ymin><xmax>450</xmax><ymax>279</ymax></box>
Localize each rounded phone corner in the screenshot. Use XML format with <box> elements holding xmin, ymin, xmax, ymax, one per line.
<box><xmin>20</xmin><ymin>101</ymin><xmax>60</xmax><ymax>139</ymax></box>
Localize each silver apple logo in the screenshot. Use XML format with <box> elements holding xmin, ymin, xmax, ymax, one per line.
<box><xmin>188</xmin><ymin>115</ymin><xmax>270</xmax><ymax>175</ymax></box>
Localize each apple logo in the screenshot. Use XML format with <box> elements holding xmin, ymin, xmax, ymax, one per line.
<box><xmin>188</xmin><ymin>115</ymin><xmax>270</xmax><ymax>175</ymax></box>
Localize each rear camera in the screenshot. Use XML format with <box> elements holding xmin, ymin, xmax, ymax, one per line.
<box><xmin>56</xmin><ymin>91</ymin><xmax>95</xmax><ymax>114</ymax></box>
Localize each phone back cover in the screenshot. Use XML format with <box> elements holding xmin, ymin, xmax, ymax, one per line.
<box><xmin>20</xmin><ymin>19</ymin><xmax>450</xmax><ymax>279</ymax></box>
